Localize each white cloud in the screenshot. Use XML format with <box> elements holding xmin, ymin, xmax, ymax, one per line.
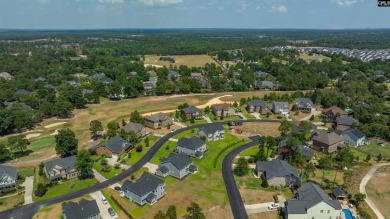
<box><xmin>332</xmin><ymin>0</ymin><xmax>357</xmax><ymax>6</ymax></box>
<box><xmin>137</xmin><ymin>0</ymin><xmax>184</xmax><ymax>6</ymax></box>
<box><xmin>38</xmin><ymin>0</ymin><xmax>49</xmax><ymax>4</ymax></box>
<box><xmin>98</xmin><ymin>0</ymin><xmax>124</xmax><ymax>3</ymax></box>
<box><xmin>269</xmin><ymin>5</ymin><xmax>287</xmax><ymax>13</ymax></box>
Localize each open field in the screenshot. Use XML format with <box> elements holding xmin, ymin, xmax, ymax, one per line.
<box><xmin>358</xmin><ymin>140</ymin><xmax>390</xmax><ymax>159</ymax></box>
<box><xmin>144</xmin><ymin>54</ymin><xmax>218</xmax><ymax>68</ymax></box>
<box><xmin>366</xmin><ymin>166</ymin><xmax>390</xmax><ymax>219</ymax></box>
<box><xmin>240</xmin><ymin>122</ymin><xmax>281</xmax><ymax>137</ymax></box>
<box><xmin>0</xmin><ymin>194</ymin><xmax>24</xmax><ymax>212</ymax></box>
<box><xmin>299</xmin><ymin>53</ymin><xmax>331</xmax><ymax>62</ymax></box>
<box><xmin>249</xmin><ymin>211</ymin><xmax>279</xmax><ymax>219</ymax></box>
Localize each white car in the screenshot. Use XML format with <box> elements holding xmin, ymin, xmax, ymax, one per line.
<box><xmin>170</xmin><ymin>129</ymin><xmax>176</xmax><ymax>133</ymax></box>
<box><xmin>102</xmin><ymin>197</ymin><xmax>108</xmax><ymax>205</ymax></box>
<box><xmin>268</xmin><ymin>203</ymin><xmax>280</xmax><ymax>210</ymax></box>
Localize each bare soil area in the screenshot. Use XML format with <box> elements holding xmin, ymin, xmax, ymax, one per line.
<box><xmin>240</xmin><ymin>122</ymin><xmax>281</xmax><ymax>137</ymax></box>
<box><xmin>366</xmin><ymin>167</ymin><xmax>390</xmax><ymax>219</ymax></box>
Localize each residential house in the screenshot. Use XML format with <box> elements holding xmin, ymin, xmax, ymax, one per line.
<box><xmin>199</xmin><ymin>79</ymin><xmax>211</xmax><ymax>89</ymax></box>
<box><xmin>14</xmin><ymin>89</ymin><xmax>31</xmax><ymax>96</ymax></box>
<box><xmin>143</xmin><ymin>81</ymin><xmax>156</xmax><ymax>94</ymax></box>
<box><xmin>285</xmin><ymin>182</ymin><xmax>342</xmax><ymax>219</ymax></box>
<box><xmin>44</xmin><ymin>156</ymin><xmax>79</xmax><ymax>181</ymax></box>
<box><xmin>322</xmin><ymin>106</ymin><xmax>348</xmax><ymax>123</ymax></box>
<box><xmin>246</xmin><ymin>100</ymin><xmax>270</xmax><ymax>115</ymax></box>
<box><xmin>144</xmin><ymin>112</ymin><xmax>173</xmax><ymax>129</ymax></box>
<box><xmin>4</xmin><ymin>102</ymin><xmax>32</xmax><ymax>111</ymax></box>
<box><xmin>181</xmin><ymin>106</ymin><xmax>203</xmax><ymax>120</ymax></box>
<box><xmin>62</xmin><ymin>199</ymin><xmax>100</xmax><ymax>219</ymax></box>
<box><xmin>81</xmin><ymin>89</ymin><xmax>93</xmax><ymax>97</ymax></box>
<box><xmin>254</xmin><ymin>71</ymin><xmax>268</xmax><ymax>78</ymax></box>
<box><xmin>147</xmin><ymin>70</ymin><xmax>157</xmax><ymax>78</ymax></box>
<box><xmin>89</xmin><ymin>73</ymin><xmax>113</xmax><ymax>84</ymax></box>
<box><xmin>255</xmin><ymin>159</ymin><xmax>301</xmax><ymax>187</ymax></box>
<box><xmin>335</xmin><ymin>116</ymin><xmax>359</xmax><ymax>131</ymax></box>
<box><xmin>176</xmin><ymin>137</ymin><xmax>206</xmax><ymax>158</ymax></box>
<box><xmin>95</xmin><ymin>136</ymin><xmax>133</xmax><ymax>156</ymax></box>
<box><xmin>0</xmin><ymin>72</ymin><xmax>13</xmax><ymax>81</ymax></box>
<box><xmin>0</xmin><ymin>165</ymin><xmax>17</xmax><ymax>190</ymax></box>
<box><xmin>272</xmin><ymin>102</ymin><xmax>289</xmax><ymax>114</ymax></box>
<box><xmin>312</xmin><ymin>132</ymin><xmax>344</xmax><ymax>153</ymax></box>
<box><xmin>294</xmin><ymin>98</ymin><xmax>316</xmax><ymax>112</ymax></box>
<box><xmin>340</xmin><ymin>129</ymin><xmax>369</xmax><ymax>147</ymax></box>
<box><xmin>122</xmin><ymin>172</ymin><xmax>165</xmax><ymax>206</ymax></box>
<box><xmin>277</xmin><ymin>141</ymin><xmax>315</xmax><ymax>162</ymax></box>
<box><xmin>261</xmin><ymin>81</ymin><xmax>274</xmax><ymax>90</ymax></box>
<box><xmin>190</xmin><ymin>72</ymin><xmax>203</xmax><ymax>79</ymax></box>
<box><xmin>117</xmin><ymin>122</ymin><xmax>146</xmax><ymax>138</ymax></box>
<box><xmin>198</xmin><ymin>124</ymin><xmax>225</xmax><ymax>141</ymax></box>
<box><xmin>67</xmin><ymin>80</ymin><xmax>80</xmax><ymax>88</ymax></box>
<box><xmin>156</xmin><ymin>152</ymin><xmax>198</xmax><ymax>179</ymax></box>
<box><xmin>167</xmin><ymin>70</ymin><xmax>180</xmax><ymax>81</ymax></box>
<box><xmin>211</xmin><ymin>103</ymin><xmax>236</xmax><ymax>117</ymax></box>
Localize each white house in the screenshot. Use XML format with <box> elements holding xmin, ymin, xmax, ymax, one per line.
<box><xmin>340</xmin><ymin>129</ymin><xmax>369</xmax><ymax>147</ymax></box>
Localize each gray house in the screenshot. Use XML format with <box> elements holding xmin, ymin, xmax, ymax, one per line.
<box><xmin>156</xmin><ymin>153</ymin><xmax>198</xmax><ymax>179</ymax></box>
<box><xmin>255</xmin><ymin>159</ymin><xmax>301</xmax><ymax>187</ymax></box>
<box><xmin>0</xmin><ymin>165</ymin><xmax>17</xmax><ymax>190</ymax></box>
<box><xmin>89</xmin><ymin>73</ymin><xmax>113</xmax><ymax>84</ymax></box>
<box><xmin>122</xmin><ymin>172</ymin><xmax>165</xmax><ymax>206</ymax></box>
<box><xmin>62</xmin><ymin>199</ymin><xmax>100</xmax><ymax>219</ymax></box>
<box><xmin>295</xmin><ymin>98</ymin><xmax>316</xmax><ymax>112</ymax></box>
<box><xmin>340</xmin><ymin>129</ymin><xmax>369</xmax><ymax>147</ymax></box>
<box><xmin>44</xmin><ymin>156</ymin><xmax>79</xmax><ymax>181</ymax></box>
<box><xmin>272</xmin><ymin>102</ymin><xmax>289</xmax><ymax>114</ymax></box>
<box><xmin>167</xmin><ymin>70</ymin><xmax>180</xmax><ymax>80</ymax></box>
<box><xmin>176</xmin><ymin>137</ymin><xmax>206</xmax><ymax>158</ymax></box>
<box><xmin>14</xmin><ymin>89</ymin><xmax>31</xmax><ymax>96</ymax></box>
<box><xmin>261</xmin><ymin>81</ymin><xmax>274</xmax><ymax>89</ymax></box>
<box><xmin>198</xmin><ymin>124</ymin><xmax>225</xmax><ymax>141</ymax></box>
<box><xmin>246</xmin><ymin>100</ymin><xmax>269</xmax><ymax>114</ymax></box>
<box><xmin>181</xmin><ymin>106</ymin><xmax>203</xmax><ymax>120</ymax></box>
<box><xmin>335</xmin><ymin>116</ymin><xmax>359</xmax><ymax>131</ymax></box>
<box><xmin>117</xmin><ymin>122</ymin><xmax>146</xmax><ymax>138</ymax></box>
<box><xmin>286</xmin><ymin>182</ymin><xmax>342</xmax><ymax>219</ymax></box>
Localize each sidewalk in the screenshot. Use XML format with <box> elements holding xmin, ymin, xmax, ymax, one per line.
<box><xmin>93</xmin><ymin>169</ymin><xmax>107</xmax><ymax>182</ymax></box>
<box><xmin>90</xmin><ymin>190</ymin><xmax>118</xmax><ymax>219</ymax></box>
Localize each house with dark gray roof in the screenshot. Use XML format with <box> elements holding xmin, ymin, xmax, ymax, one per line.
<box><xmin>89</xmin><ymin>73</ymin><xmax>113</xmax><ymax>84</ymax></box>
<box><xmin>246</xmin><ymin>100</ymin><xmax>269</xmax><ymax>114</ymax></box>
<box><xmin>312</xmin><ymin>132</ymin><xmax>344</xmax><ymax>153</ymax></box>
<box><xmin>285</xmin><ymin>182</ymin><xmax>342</xmax><ymax>219</ymax></box>
<box><xmin>181</xmin><ymin>106</ymin><xmax>203</xmax><ymax>120</ymax></box>
<box><xmin>331</xmin><ymin>187</ymin><xmax>347</xmax><ymax>200</ymax></box>
<box><xmin>122</xmin><ymin>172</ymin><xmax>165</xmax><ymax>206</ymax></box>
<box><xmin>66</xmin><ymin>80</ymin><xmax>80</xmax><ymax>87</ymax></box>
<box><xmin>144</xmin><ymin>112</ymin><xmax>173</xmax><ymax>129</ymax></box>
<box><xmin>156</xmin><ymin>153</ymin><xmax>197</xmax><ymax>179</ymax></box>
<box><xmin>143</xmin><ymin>81</ymin><xmax>156</xmax><ymax>93</ymax></box>
<box><xmin>117</xmin><ymin>122</ymin><xmax>146</xmax><ymax>138</ymax></box>
<box><xmin>255</xmin><ymin>159</ymin><xmax>301</xmax><ymax>187</ymax></box>
<box><xmin>81</xmin><ymin>89</ymin><xmax>93</xmax><ymax>97</ymax></box>
<box><xmin>294</xmin><ymin>98</ymin><xmax>316</xmax><ymax>112</ymax></box>
<box><xmin>44</xmin><ymin>156</ymin><xmax>79</xmax><ymax>181</ymax></box>
<box><xmin>322</xmin><ymin>106</ymin><xmax>348</xmax><ymax>123</ymax></box>
<box><xmin>340</xmin><ymin>129</ymin><xmax>369</xmax><ymax>147</ymax></box>
<box><xmin>198</xmin><ymin>124</ymin><xmax>225</xmax><ymax>141</ymax></box>
<box><xmin>14</xmin><ymin>89</ymin><xmax>31</xmax><ymax>96</ymax></box>
<box><xmin>261</xmin><ymin>81</ymin><xmax>274</xmax><ymax>90</ymax></box>
<box><xmin>167</xmin><ymin>70</ymin><xmax>180</xmax><ymax>80</ymax></box>
<box><xmin>211</xmin><ymin>103</ymin><xmax>236</xmax><ymax>117</ymax></box>
<box><xmin>4</xmin><ymin>102</ymin><xmax>32</xmax><ymax>111</ymax></box>
<box><xmin>0</xmin><ymin>165</ymin><xmax>17</xmax><ymax>190</ymax></box>
<box><xmin>96</xmin><ymin>136</ymin><xmax>133</xmax><ymax>156</ymax></box>
<box><xmin>272</xmin><ymin>102</ymin><xmax>289</xmax><ymax>114</ymax></box>
<box><xmin>335</xmin><ymin>116</ymin><xmax>359</xmax><ymax>131</ymax></box>
<box><xmin>62</xmin><ymin>199</ymin><xmax>100</xmax><ymax>219</ymax></box>
<box><xmin>176</xmin><ymin>137</ymin><xmax>206</xmax><ymax>158</ymax></box>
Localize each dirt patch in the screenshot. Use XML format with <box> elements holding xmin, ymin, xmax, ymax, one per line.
<box><xmin>240</xmin><ymin>122</ymin><xmax>280</xmax><ymax>137</ymax></box>
<box><xmin>44</xmin><ymin>122</ymin><xmax>67</xmax><ymax>129</ymax></box>
<box><xmin>145</xmin><ymin>125</ymin><xmax>182</xmax><ymax>135</ymax></box>
<box><xmin>366</xmin><ymin>169</ymin><xmax>390</xmax><ymax>218</ymax></box>
<box><xmin>240</xmin><ymin>189</ymin><xmax>275</xmax><ymax>204</ymax></box>
<box><xmin>26</xmin><ymin>133</ymin><xmax>42</xmax><ymax>139</ymax></box>
<box><xmin>249</xmin><ymin>211</ymin><xmax>279</xmax><ymax>219</ymax></box>
<box><xmin>290</xmin><ymin>111</ymin><xmax>311</xmax><ymax>121</ymax></box>
<box><xmin>205</xmin><ymin>205</ymin><xmax>233</xmax><ymax>219</ymax></box>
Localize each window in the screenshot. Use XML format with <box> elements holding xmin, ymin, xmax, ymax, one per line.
<box><xmin>320</xmin><ymin>210</ymin><xmax>324</xmax><ymax>213</ymax></box>
<box><xmin>312</xmin><ymin>217</ymin><xmax>314</xmax><ymax>219</ymax></box>
<box><xmin>329</xmin><ymin>217</ymin><xmax>332</xmax><ymax>219</ymax></box>
<box><xmin>328</xmin><ymin>210</ymin><xmax>330</xmax><ymax>213</ymax></box>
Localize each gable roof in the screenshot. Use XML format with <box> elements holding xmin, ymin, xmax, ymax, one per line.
<box><xmin>322</xmin><ymin>106</ymin><xmax>348</xmax><ymax>116</ymax></box>
<box><xmin>122</xmin><ymin>172</ymin><xmax>164</xmax><ymax>197</ymax></box>
<box><xmin>14</xmin><ymin>89</ymin><xmax>31</xmax><ymax>96</ymax></box>
<box><xmin>4</xmin><ymin>102</ymin><xmax>32</xmax><ymax>111</ymax></box>
<box><xmin>0</xmin><ymin>165</ymin><xmax>17</xmax><ymax>183</ymax></box>
<box><xmin>144</xmin><ymin>112</ymin><xmax>170</xmax><ymax>123</ymax></box>
<box><xmin>63</xmin><ymin>199</ymin><xmax>100</xmax><ymax>219</ymax></box>
<box><xmin>273</xmin><ymin>102</ymin><xmax>289</xmax><ymax>109</ymax></box>
<box><xmin>313</xmin><ymin>132</ymin><xmax>344</xmax><ymax>146</ymax></box>
<box><xmin>190</xmin><ymin>72</ymin><xmax>203</xmax><ymax>78</ymax></box>
<box><xmin>161</xmin><ymin>152</ymin><xmax>193</xmax><ymax>170</ymax></box>
<box><xmin>336</xmin><ymin>116</ymin><xmax>359</xmax><ymax>126</ymax></box>
<box><xmin>295</xmin><ymin>98</ymin><xmax>315</xmax><ymax>107</ymax></box>
<box><xmin>182</xmin><ymin>106</ymin><xmax>201</xmax><ymax>114</ymax></box>
<box><xmin>287</xmin><ymin>182</ymin><xmax>341</xmax><ymax>214</ymax></box>
<box><xmin>212</xmin><ymin>103</ymin><xmax>231</xmax><ymax>111</ymax></box>
<box><xmin>177</xmin><ymin>137</ymin><xmax>205</xmax><ymax>151</ymax></box>
<box><xmin>118</xmin><ymin>122</ymin><xmax>144</xmax><ymax>133</ymax></box>
<box><xmin>44</xmin><ymin>156</ymin><xmax>76</xmax><ymax>179</ymax></box>
<box><xmin>342</xmin><ymin>129</ymin><xmax>366</xmax><ymax>141</ymax></box>
<box><xmin>147</xmin><ymin>70</ymin><xmax>157</xmax><ymax>77</ymax></box>
<box><xmin>82</xmin><ymin>89</ymin><xmax>93</xmax><ymax>96</ymax></box>
<box><xmin>331</xmin><ymin>187</ymin><xmax>346</xmax><ymax>198</ymax></box>
<box><xmin>247</xmin><ymin>100</ymin><xmax>268</xmax><ymax>108</ymax></box>
<box><xmin>261</xmin><ymin>81</ymin><xmax>274</xmax><ymax>88</ymax></box>
<box><xmin>99</xmin><ymin>136</ymin><xmax>133</xmax><ymax>154</ymax></box>
<box><xmin>256</xmin><ymin>159</ymin><xmax>299</xmax><ymax>179</ymax></box>
<box><xmin>198</xmin><ymin>124</ymin><xmax>224</xmax><ymax>135</ymax></box>
<box><xmin>167</xmin><ymin>70</ymin><xmax>180</xmax><ymax>80</ymax></box>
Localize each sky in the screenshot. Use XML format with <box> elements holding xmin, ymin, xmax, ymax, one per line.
<box><xmin>0</xmin><ymin>0</ymin><xmax>389</xmax><ymax>29</ymax></box>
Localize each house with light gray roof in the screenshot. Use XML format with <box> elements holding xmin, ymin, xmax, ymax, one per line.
<box><xmin>255</xmin><ymin>159</ymin><xmax>301</xmax><ymax>187</ymax></box>
<box><xmin>285</xmin><ymin>182</ymin><xmax>342</xmax><ymax>219</ymax></box>
<box><xmin>295</xmin><ymin>98</ymin><xmax>316</xmax><ymax>112</ymax></box>
<box><xmin>272</xmin><ymin>102</ymin><xmax>289</xmax><ymax>114</ymax></box>
<box><xmin>44</xmin><ymin>156</ymin><xmax>79</xmax><ymax>181</ymax></box>
<box><xmin>198</xmin><ymin>124</ymin><xmax>225</xmax><ymax>141</ymax></box>
<box><xmin>335</xmin><ymin>116</ymin><xmax>359</xmax><ymax>131</ymax></box>
<box><xmin>176</xmin><ymin>137</ymin><xmax>206</xmax><ymax>158</ymax></box>
<box><xmin>156</xmin><ymin>153</ymin><xmax>197</xmax><ymax>179</ymax></box>
<box><xmin>0</xmin><ymin>165</ymin><xmax>17</xmax><ymax>190</ymax></box>
<box><xmin>122</xmin><ymin>172</ymin><xmax>165</xmax><ymax>206</ymax></box>
<box><xmin>144</xmin><ymin>112</ymin><xmax>173</xmax><ymax>129</ymax></box>
<box><xmin>246</xmin><ymin>100</ymin><xmax>269</xmax><ymax>114</ymax></box>
<box><xmin>62</xmin><ymin>199</ymin><xmax>100</xmax><ymax>219</ymax></box>
<box><xmin>0</xmin><ymin>72</ymin><xmax>13</xmax><ymax>81</ymax></box>
<box><xmin>340</xmin><ymin>129</ymin><xmax>369</xmax><ymax>147</ymax></box>
<box><xmin>261</xmin><ymin>81</ymin><xmax>274</xmax><ymax>89</ymax></box>
<box><xmin>117</xmin><ymin>122</ymin><xmax>146</xmax><ymax>138</ymax></box>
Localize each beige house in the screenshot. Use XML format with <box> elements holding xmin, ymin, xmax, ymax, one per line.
<box><xmin>117</xmin><ymin>122</ymin><xmax>146</xmax><ymax>138</ymax></box>
<box><xmin>211</xmin><ymin>103</ymin><xmax>236</xmax><ymax>117</ymax></box>
<box><xmin>255</xmin><ymin>159</ymin><xmax>301</xmax><ymax>187</ymax></box>
<box><xmin>144</xmin><ymin>112</ymin><xmax>173</xmax><ymax>129</ymax></box>
<box><xmin>44</xmin><ymin>156</ymin><xmax>79</xmax><ymax>181</ymax></box>
<box><xmin>312</xmin><ymin>132</ymin><xmax>344</xmax><ymax>153</ymax></box>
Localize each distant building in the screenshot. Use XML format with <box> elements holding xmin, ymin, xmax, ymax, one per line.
<box><xmin>294</xmin><ymin>98</ymin><xmax>316</xmax><ymax>112</ymax></box>
<box><xmin>261</xmin><ymin>81</ymin><xmax>274</xmax><ymax>90</ymax></box>
<box><xmin>322</xmin><ymin>106</ymin><xmax>348</xmax><ymax>123</ymax></box>
<box><xmin>14</xmin><ymin>89</ymin><xmax>31</xmax><ymax>96</ymax></box>
<box><xmin>272</xmin><ymin>102</ymin><xmax>289</xmax><ymax>114</ymax></box>
<box><xmin>96</xmin><ymin>136</ymin><xmax>133</xmax><ymax>156</ymax></box>
<box><xmin>144</xmin><ymin>112</ymin><xmax>173</xmax><ymax>129</ymax></box>
<box><xmin>62</xmin><ymin>199</ymin><xmax>100</xmax><ymax>219</ymax></box>
<box><xmin>181</xmin><ymin>106</ymin><xmax>203</xmax><ymax>120</ymax></box>
<box><xmin>198</xmin><ymin>124</ymin><xmax>225</xmax><ymax>141</ymax></box>
<box><xmin>335</xmin><ymin>116</ymin><xmax>359</xmax><ymax>131</ymax></box>
<box><xmin>0</xmin><ymin>72</ymin><xmax>13</xmax><ymax>81</ymax></box>
<box><xmin>211</xmin><ymin>103</ymin><xmax>236</xmax><ymax>117</ymax></box>
<box><xmin>167</xmin><ymin>70</ymin><xmax>180</xmax><ymax>81</ymax></box>
<box><xmin>117</xmin><ymin>122</ymin><xmax>146</xmax><ymax>138</ymax></box>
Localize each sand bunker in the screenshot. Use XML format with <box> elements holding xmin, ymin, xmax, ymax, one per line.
<box><xmin>25</xmin><ymin>133</ymin><xmax>41</xmax><ymax>139</ymax></box>
<box><xmin>50</xmin><ymin>129</ymin><xmax>59</xmax><ymax>136</ymax></box>
<box><xmin>45</xmin><ymin>122</ymin><xmax>67</xmax><ymax>129</ymax></box>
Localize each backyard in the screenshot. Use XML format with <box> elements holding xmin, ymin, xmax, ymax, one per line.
<box><xmin>358</xmin><ymin>140</ymin><xmax>390</xmax><ymax>159</ymax></box>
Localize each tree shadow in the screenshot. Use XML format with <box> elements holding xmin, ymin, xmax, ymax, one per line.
<box><xmin>12</xmin><ymin>150</ymin><xmax>33</xmax><ymax>159</ymax></box>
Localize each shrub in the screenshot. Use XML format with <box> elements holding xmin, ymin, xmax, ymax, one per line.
<box><xmin>273</xmin><ymin>194</ymin><xmax>279</xmax><ymax>203</ymax></box>
<box><xmin>165</xmin><ymin>145</ymin><xmax>170</xmax><ymax>150</ymax></box>
<box><xmin>101</xmin><ymin>166</ymin><xmax>111</xmax><ymax>172</ymax></box>
<box><xmin>39</xmin><ymin>162</ymin><xmax>45</xmax><ymax>176</ymax></box>
<box><xmin>100</xmin><ymin>158</ymin><xmax>108</xmax><ymax>165</ymax></box>
<box><xmin>34</xmin><ymin>183</ymin><xmax>47</xmax><ymax>197</ymax></box>
<box><xmin>261</xmin><ymin>179</ymin><xmax>269</xmax><ymax>188</ymax></box>
<box><xmin>136</xmin><ymin>145</ymin><xmax>143</xmax><ymax>152</ymax></box>
<box><xmin>69</xmin><ymin>182</ymin><xmax>75</xmax><ymax>189</ymax></box>
<box><xmin>114</xmin><ymin>163</ymin><xmax>120</xmax><ymax>169</ymax></box>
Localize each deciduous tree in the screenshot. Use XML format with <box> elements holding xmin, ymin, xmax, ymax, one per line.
<box><xmin>55</xmin><ymin>129</ymin><xmax>78</xmax><ymax>157</ymax></box>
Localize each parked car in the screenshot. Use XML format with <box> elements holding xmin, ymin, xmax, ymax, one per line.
<box><xmin>378</xmin><ymin>142</ymin><xmax>385</xmax><ymax>147</ymax></box>
<box><xmin>114</xmin><ymin>186</ymin><xmax>121</xmax><ymax>191</ymax></box>
<box><xmin>268</xmin><ymin>203</ymin><xmax>280</xmax><ymax>210</ymax></box>
<box><xmin>108</xmin><ymin>207</ymin><xmax>115</xmax><ymax>216</ymax></box>
<box><xmin>101</xmin><ymin>197</ymin><xmax>108</xmax><ymax>205</ymax></box>
<box><xmin>171</xmin><ymin>129</ymin><xmax>176</xmax><ymax>133</ymax></box>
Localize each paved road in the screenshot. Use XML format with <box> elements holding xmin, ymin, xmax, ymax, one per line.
<box><xmin>22</xmin><ymin>177</ymin><xmax>34</xmax><ymax>205</ymax></box>
<box><xmin>359</xmin><ymin>162</ymin><xmax>390</xmax><ymax>219</ymax></box>
<box><xmin>0</xmin><ymin>119</ymin><xmax>282</xmax><ymax>219</ymax></box>
<box><xmin>90</xmin><ymin>191</ymin><xmax>118</xmax><ymax>219</ymax></box>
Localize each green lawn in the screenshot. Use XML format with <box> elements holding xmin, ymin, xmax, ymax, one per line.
<box><xmin>125</xmin><ymin>136</ymin><xmax>159</xmax><ymax>165</ymax></box>
<box><xmin>240</xmin><ymin>146</ymin><xmax>259</xmax><ymax>157</ymax></box>
<box><xmin>101</xmin><ymin>189</ymin><xmax>121</xmax><ymax>212</ymax></box>
<box><xmin>149</xmin><ymin>141</ymin><xmax>177</xmax><ymax>165</ymax></box>
<box><xmin>358</xmin><ymin>140</ymin><xmax>390</xmax><ymax>159</ymax></box>
<box><xmin>185</xmin><ymin>119</ymin><xmax>208</xmax><ymax>126</ymax></box>
<box><xmin>33</xmin><ymin>179</ymin><xmax>98</xmax><ymax>202</ymax></box>
<box><xmin>93</xmin><ymin>162</ymin><xmax>123</xmax><ymax>179</ymax></box>
<box><xmin>309</xmin><ymin>168</ymin><xmax>344</xmax><ymax>186</ymax></box>
<box><xmin>0</xmin><ymin>194</ymin><xmax>24</xmax><ymax>211</ymax></box>
<box><xmin>171</xmin><ymin>128</ymin><xmax>198</xmax><ymax>140</ymax></box>
<box><xmin>28</xmin><ymin>136</ymin><xmax>56</xmax><ymax>151</ymax></box>
<box><xmin>239</xmin><ymin>107</ymin><xmax>255</xmax><ymax>119</ymax></box>
<box><xmin>18</xmin><ymin>167</ymin><xmax>35</xmax><ymax>177</ymax></box>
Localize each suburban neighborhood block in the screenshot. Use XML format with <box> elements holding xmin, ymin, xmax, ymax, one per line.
<box><xmin>156</xmin><ymin>152</ymin><xmax>198</xmax><ymax>179</ymax></box>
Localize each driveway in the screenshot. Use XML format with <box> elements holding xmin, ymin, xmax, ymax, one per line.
<box><xmin>93</xmin><ymin>169</ymin><xmax>107</xmax><ymax>182</ymax></box>
<box><xmin>204</xmin><ymin>116</ymin><xmax>213</xmax><ymax>123</ymax></box>
<box><xmin>107</xmin><ymin>156</ymin><xmax>130</xmax><ymax>170</ymax></box>
<box><xmin>251</xmin><ymin>113</ymin><xmax>261</xmax><ymax>120</ymax></box>
<box><xmin>90</xmin><ymin>191</ymin><xmax>118</xmax><ymax>219</ymax></box>
<box><xmin>174</xmin><ymin>121</ymin><xmax>187</xmax><ymax>128</ymax></box>
<box><xmin>359</xmin><ymin>163</ymin><xmax>390</xmax><ymax>219</ymax></box>
<box><xmin>22</xmin><ymin>176</ymin><xmax>34</xmax><ymax>205</ymax></box>
<box><xmin>299</xmin><ymin>110</ymin><xmax>321</xmax><ymax>121</ymax></box>
<box><xmin>245</xmin><ymin>202</ymin><xmax>275</xmax><ymax>214</ymax></box>
<box><xmin>237</xmin><ymin>112</ymin><xmax>247</xmax><ymax>120</ymax></box>
<box><xmin>143</xmin><ymin>162</ymin><xmax>159</xmax><ymax>174</ymax></box>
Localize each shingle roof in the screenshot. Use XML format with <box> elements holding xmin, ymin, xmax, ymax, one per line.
<box><xmin>147</xmin><ymin>70</ymin><xmax>157</xmax><ymax>77</ymax></box>
<box><xmin>63</xmin><ymin>199</ymin><xmax>100</xmax><ymax>219</ymax></box>
<box><xmin>167</xmin><ymin>70</ymin><xmax>180</xmax><ymax>80</ymax></box>
<box><xmin>256</xmin><ymin>159</ymin><xmax>299</xmax><ymax>180</ymax></box>
<box><xmin>331</xmin><ymin>187</ymin><xmax>346</xmax><ymax>198</ymax></box>
<box><xmin>299</xmin><ymin>146</ymin><xmax>314</xmax><ymax>161</ymax></box>
<box><xmin>198</xmin><ymin>124</ymin><xmax>224</xmax><ymax>135</ymax></box>
<box><xmin>212</xmin><ymin>103</ymin><xmax>231</xmax><ymax>111</ymax></box>
<box><xmin>313</xmin><ymin>132</ymin><xmax>344</xmax><ymax>146</ymax></box>
<box><xmin>322</xmin><ymin>106</ymin><xmax>348</xmax><ymax>116</ymax></box>
<box><xmin>161</xmin><ymin>152</ymin><xmax>192</xmax><ymax>170</ymax></box>
<box><xmin>122</xmin><ymin>172</ymin><xmax>164</xmax><ymax>197</ymax></box>
<box><xmin>295</xmin><ymin>98</ymin><xmax>315</xmax><ymax>108</ymax></box>
<box><xmin>247</xmin><ymin>100</ymin><xmax>268</xmax><ymax>108</ymax></box>
<box><xmin>177</xmin><ymin>137</ymin><xmax>205</xmax><ymax>151</ymax></box>
<box><xmin>145</xmin><ymin>113</ymin><xmax>170</xmax><ymax>123</ymax></box>
<box><xmin>273</xmin><ymin>102</ymin><xmax>289</xmax><ymax>110</ymax></box>
<box><xmin>0</xmin><ymin>165</ymin><xmax>17</xmax><ymax>188</ymax></box>
<box><xmin>44</xmin><ymin>156</ymin><xmax>76</xmax><ymax>179</ymax></box>
<box><xmin>261</xmin><ymin>81</ymin><xmax>274</xmax><ymax>88</ymax></box>
<box><xmin>156</xmin><ymin>166</ymin><xmax>169</xmax><ymax>174</ymax></box>
<box><xmin>342</xmin><ymin>129</ymin><xmax>366</xmax><ymax>141</ymax></box>
<box><xmin>99</xmin><ymin>136</ymin><xmax>133</xmax><ymax>154</ymax></box>
<box><xmin>14</xmin><ymin>89</ymin><xmax>31</xmax><ymax>96</ymax></box>
<box><xmin>336</xmin><ymin>116</ymin><xmax>359</xmax><ymax>126</ymax></box>
<box><xmin>4</xmin><ymin>102</ymin><xmax>32</xmax><ymax>111</ymax></box>
<box><xmin>117</xmin><ymin>122</ymin><xmax>144</xmax><ymax>133</ymax></box>
<box><xmin>287</xmin><ymin>183</ymin><xmax>341</xmax><ymax>214</ymax></box>
<box><xmin>82</xmin><ymin>89</ymin><xmax>93</xmax><ymax>96</ymax></box>
<box><xmin>182</xmin><ymin>106</ymin><xmax>201</xmax><ymax>114</ymax></box>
